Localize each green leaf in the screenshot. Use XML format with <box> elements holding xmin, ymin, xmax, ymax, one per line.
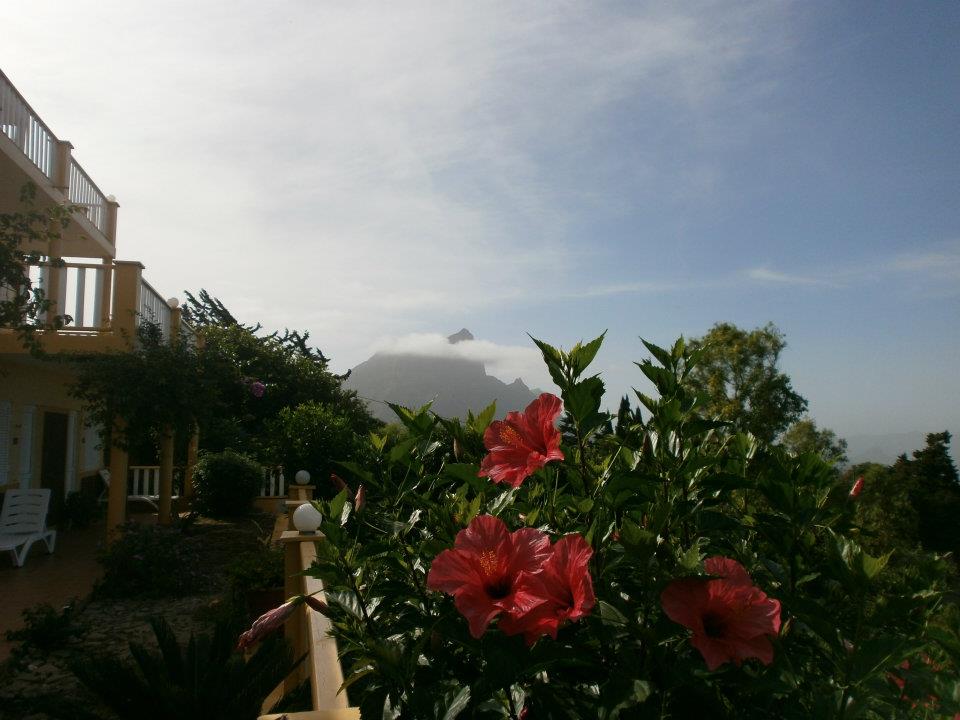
<box><xmin>597</xmin><ymin>600</ymin><xmax>630</xmax><ymax>627</ymax></box>
<box><xmin>469</xmin><ymin>401</ymin><xmax>497</xmax><ymax>435</ymax></box>
<box><xmin>565</xmin><ymin>376</ymin><xmax>605</xmax><ymax>425</ymax></box>
<box><xmin>641</xmin><ymin>338</ymin><xmax>672</xmax><ymax>369</ymax></box>
<box><xmin>438</xmin><ymin>685</ymin><xmax>471</xmax><ymax>720</ymax></box>
<box><xmin>529</xmin><ymin>334</ymin><xmax>568</xmax><ymax>389</ymax></box>
<box><xmin>861</xmin><ymin>549</ymin><xmax>892</xmax><ymax>581</ymax></box>
<box><xmin>569</xmin><ymin>331</ymin><xmax>606</xmax><ymax>377</ymax></box>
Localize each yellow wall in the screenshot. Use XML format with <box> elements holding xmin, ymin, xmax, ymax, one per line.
<box><xmin>0</xmin><ymin>357</ymin><xmax>101</xmax><ymax>495</ymax></box>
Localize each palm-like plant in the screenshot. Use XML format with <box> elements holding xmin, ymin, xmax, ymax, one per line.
<box><xmin>63</xmin><ymin>617</ymin><xmax>297</xmax><ymax>720</ymax></box>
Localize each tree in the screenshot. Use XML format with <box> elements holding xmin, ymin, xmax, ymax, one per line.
<box><xmin>686</xmin><ymin>322</ymin><xmax>807</xmax><ymax>443</ymax></box>
<box><xmin>182</xmin><ymin>290</ymin><xmax>375</xmax><ymax>459</ymax></box>
<box><xmin>0</xmin><ymin>184</ymin><xmax>73</xmax><ymax>353</ymax></box>
<box><xmin>906</xmin><ymin>432</ymin><xmax>960</xmax><ymax>556</ymax></box>
<box><xmin>781</xmin><ymin>417</ymin><xmax>848</xmax><ymax>466</ymax></box>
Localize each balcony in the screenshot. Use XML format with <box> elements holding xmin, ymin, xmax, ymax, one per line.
<box><xmin>0</xmin><ymin>68</ymin><xmax>116</xmax><ymax>259</ymax></box>
<box><xmin>0</xmin><ymin>257</ymin><xmax>197</xmax><ymax>354</ymax></box>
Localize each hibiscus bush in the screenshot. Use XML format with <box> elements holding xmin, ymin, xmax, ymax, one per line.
<box><xmin>302</xmin><ymin>335</ymin><xmax>959</xmax><ymax>719</ymax></box>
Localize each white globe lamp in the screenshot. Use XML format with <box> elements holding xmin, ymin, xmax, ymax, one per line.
<box><xmin>295</xmin><ymin>469</ymin><xmax>311</xmax><ymax>485</ymax></box>
<box><xmin>292</xmin><ymin>503</ymin><xmax>323</xmax><ymax>534</ymax></box>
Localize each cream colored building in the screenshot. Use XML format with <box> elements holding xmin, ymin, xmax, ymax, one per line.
<box><xmin>0</xmin><ymin>68</ymin><xmax>192</xmax><ymax>531</ymax></box>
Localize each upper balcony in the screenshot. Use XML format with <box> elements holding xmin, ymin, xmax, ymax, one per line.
<box><xmin>0</xmin><ymin>68</ymin><xmax>117</xmax><ymax>259</ymax></box>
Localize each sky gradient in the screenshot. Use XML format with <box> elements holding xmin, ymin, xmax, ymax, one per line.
<box><xmin>4</xmin><ymin>1</ymin><xmax>958</xmax><ymax>439</ymax></box>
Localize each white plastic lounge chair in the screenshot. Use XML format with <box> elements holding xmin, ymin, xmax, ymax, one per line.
<box><xmin>0</xmin><ymin>488</ymin><xmax>57</xmax><ymax>568</ymax></box>
<box><xmin>98</xmin><ymin>468</ymin><xmax>177</xmax><ymax>512</ymax></box>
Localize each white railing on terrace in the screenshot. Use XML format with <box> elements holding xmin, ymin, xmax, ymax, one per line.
<box><xmin>30</xmin><ymin>260</ymin><xmax>112</xmax><ymax>330</ymax></box>
<box><xmin>68</xmin><ymin>160</ymin><xmax>108</xmax><ymax>234</ymax></box>
<box><xmin>0</xmin><ymin>69</ymin><xmax>55</xmax><ymax>179</ymax></box>
<box><xmin>261</xmin><ymin>466</ymin><xmax>286</xmax><ymax>497</ymax></box>
<box><xmin>138</xmin><ymin>277</ymin><xmax>172</xmax><ymax>340</ymax></box>
<box><xmin>128</xmin><ymin>465</ymin><xmax>185</xmax><ymax>498</ymax></box>
<box><xmin>1</xmin><ymin>69</ymin><xmax>110</xmax><ymax>239</ymax></box>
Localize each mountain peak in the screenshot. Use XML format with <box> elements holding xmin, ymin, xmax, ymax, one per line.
<box><xmin>447</xmin><ymin>328</ymin><xmax>474</xmax><ymax>344</ymax></box>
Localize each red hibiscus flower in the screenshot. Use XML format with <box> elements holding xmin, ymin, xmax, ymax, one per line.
<box><xmin>500</xmin><ymin>534</ymin><xmax>596</xmax><ymax>645</ymax></box>
<box><xmin>661</xmin><ymin>556</ymin><xmax>782</xmax><ymax>671</ymax></box>
<box><xmin>479</xmin><ymin>393</ymin><xmax>565</xmax><ymax>487</ymax></box>
<box><xmin>427</xmin><ymin>515</ymin><xmax>552</xmax><ymax>638</ymax></box>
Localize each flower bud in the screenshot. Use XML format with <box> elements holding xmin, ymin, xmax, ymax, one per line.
<box><xmin>330</xmin><ymin>473</ymin><xmax>348</xmax><ymax>492</ymax></box>
<box><xmin>453</xmin><ymin>437</ymin><xmax>463</xmax><ymax>461</ymax></box>
<box><xmin>304</xmin><ymin>595</ymin><xmax>330</xmax><ymax>615</ymax></box>
<box><xmin>354</xmin><ymin>484</ymin><xmax>366</xmax><ymax>513</ymax></box>
<box><xmin>849</xmin><ymin>476</ymin><xmax>864</xmax><ymax>499</ymax></box>
<box><xmin>236</xmin><ymin>599</ymin><xmax>298</xmax><ymax>651</ymax></box>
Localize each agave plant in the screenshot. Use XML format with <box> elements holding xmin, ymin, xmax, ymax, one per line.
<box><xmin>60</xmin><ymin>617</ymin><xmax>298</xmax><ymax>720</ymax></box>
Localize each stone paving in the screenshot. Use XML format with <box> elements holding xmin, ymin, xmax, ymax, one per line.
<box><xmin>0</xmin><ymin>511</ymin><xmax>272</xmax><ymax>719</ymax></box>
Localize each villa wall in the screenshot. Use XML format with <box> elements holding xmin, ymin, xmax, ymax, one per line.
<box><xmin>0</xmin><ymin>358</ymin><xmax>101</xmax><ymax>499</ymax></box>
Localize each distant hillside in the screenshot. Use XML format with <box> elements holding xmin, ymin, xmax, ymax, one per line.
<box><xmin>344</xmin><ymin>329</ymin><xmax>539</xmax><ymax>423</ymax></box>
<box><xmin>845</xmin><ymin>432</ymin><xmax>955</xmax><ymax>466</ymax></box>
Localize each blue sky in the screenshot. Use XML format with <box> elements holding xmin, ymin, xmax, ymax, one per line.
<box><xmin>4</xmin><ymin>1</ymin><xmax>958</xmax><ymax>439</ymax></box>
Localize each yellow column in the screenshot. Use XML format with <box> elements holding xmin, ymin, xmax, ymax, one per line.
<box><xmin>158</xmin><ymin>426</ymin><xmax>174</xmax><ymax>525</ymax></box>
<box><xmin>106</xmin><ymin>419</ymin><xmax>129</xmax><ymax>544</ymax></box>
<box><xmin>46</xmin><ymin>236</ymin><xmax>63</xmax><ymax>331</ymax></box>
<box><xmin>110</xmin><ymin>260</ymin><xmax>144</xmax><ymax>340</ymax></box>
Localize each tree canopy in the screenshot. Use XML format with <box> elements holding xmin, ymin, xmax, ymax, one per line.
<box><xmin>686</xmin><ymin>322</ymin><xmax>808</xmax><ymax>443</ymax></box>
<box><xmin>781</xmin><ymin>417</ymin><xmax>848</xmax><ymax>466</ymax></box>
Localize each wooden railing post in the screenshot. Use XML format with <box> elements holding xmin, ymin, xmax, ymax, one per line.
<box><xmin>96</xmin><ymin>258</ymin><xmax>113</xmax><ymax>330</ymax></box>
<box><xmin>278</xmin><ymin>531</ymin><xmax>351</xmax><ymax>712</ymax></box>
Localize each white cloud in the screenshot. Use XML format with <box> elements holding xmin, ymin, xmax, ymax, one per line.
<box><xmin>373</xmin><ymin>332</ymin><xmax>552</xmax><ymax>389</ymax></box>
<box><xmin>746</xmin><ymin>267</ymin><xmax>832</xmax><ymax>286</ymax></box>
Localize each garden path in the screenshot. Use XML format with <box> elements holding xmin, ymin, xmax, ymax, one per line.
<box><xmin>0</xmin><ymin>511</ymin><xmax>158</xmax><ymax>663</ymax></box>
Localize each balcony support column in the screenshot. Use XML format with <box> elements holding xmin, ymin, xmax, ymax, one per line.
<box><xmin>106</xmin><ymin>418</ymin><xmax>129</xmax><ymax>544</ymax></box>
<box><xmin>158</xmin><ymin>426</ymin><xmax>174</xmax><ymax>526</ymax></box>
<box><xmin>45</xmin><ymin>236</ymin><xmax>64</xmax><ymax>331</ymax></box>
<box><xmin>111</xmin><ymin>260</ymin><xmax>144</xmax><ymax>340</ymax></box>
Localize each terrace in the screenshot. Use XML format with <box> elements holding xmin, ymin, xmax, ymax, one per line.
<box><xmin>0</xmin><ymin>68</ymin><xmax>194</xmax><ymax>354</ymax></box>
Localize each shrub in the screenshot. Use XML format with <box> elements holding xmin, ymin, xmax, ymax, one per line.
<box><xmin>267</xmin><ymin>401</ymin><xmax>367</xmax><ymax>494</ymax></box>
<box><xmin>5</xmin><ymin>601</ymin><xmax>83</xmax><ymax>657</ymax></box>
<box><xmin>96</xmin><ymin>524</ymin><xmax>205</xmax><ymax>598</ymax></box>
<box><xmin>62</xmin><ymin>617</ymin><xmax>298</xmax><ymax>720</ymax></box>
<box><xmin>304</xmin><ymin>334</ymin><xmax>959</xmax><ymax>719</ymax></box>
<box><xmin>193</xmin><ymin>450</ymin><xmax>263</xmax><ymax>517</ymax></box>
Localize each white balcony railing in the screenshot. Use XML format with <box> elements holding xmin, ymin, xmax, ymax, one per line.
<box><xmin>68</xmin><ymin>160</ymin><xmax>108</xmax><ymax>234</ymax></box>
<box><xmin>30</xmin><ymin>261</ymin><xmax>112</xmax><ymax>331</ymax></box>
<box><xmin>0</xmin><ymin>69</ymin><xmax>56</xmax><ymax>180</ymax></box>
<box><xmin>138</xmin><ymin>277</ymin><xmax>172</xmax><ymax>340</ymax></box>
<box><xmin>1</xmin><ymin>69</ymin><xmax>110</xmax><ymax>239</ymax></box>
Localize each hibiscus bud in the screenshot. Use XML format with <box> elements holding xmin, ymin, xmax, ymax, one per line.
<box><xmin>304</xmin><ymin>595</ymin><xmax>330</xmax><ymax>615</ymax></box>
<box><xmin>330</xmin><ymin>473</ymin><xmax>348</xmax><ymax>492</ymax></box>
<box><xmin>236</xmin><ymin>599</ymin><xmax>299</xmax><ymax>651</ymax></box>
<box><xmin>849</xmin><ymin>476</ymin><xmax>864</xmax><ymax>499</ymax></box>
<box><xmin>354</xmin><ymin>484</ymin><xmax>366</xmax><ymax>513</ymax></box>
<box><xmin>453</xmin><ymin>437</ymin><xmax>463</xmax><ymax>461</ymax></box>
